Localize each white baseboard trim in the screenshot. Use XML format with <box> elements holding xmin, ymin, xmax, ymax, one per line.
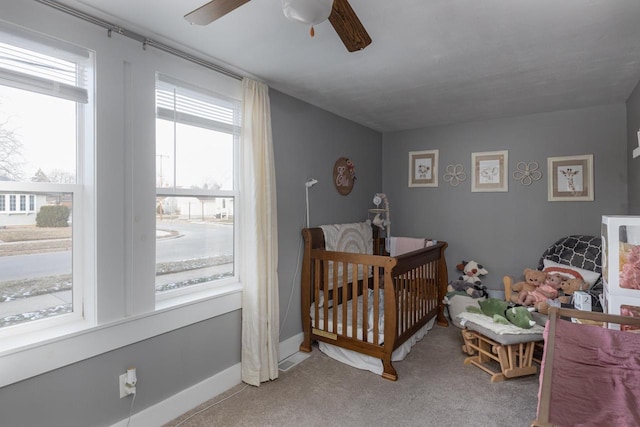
<box><xmin>110</xmin><ymin>363</ymin><xmax>241</xmax><ymax>427</ymax></box>
<box><xmin>110</xmin><ymin>332</ymin><xmax>305</xmax><ymax>427</ymax></box>
<box><xmin>279</xmin><ymin>332</ymin><xmax>304</xmax><ymax>361</ymax></box>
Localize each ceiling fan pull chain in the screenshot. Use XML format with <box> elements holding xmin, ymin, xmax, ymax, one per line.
<box><xmin>310</xmin><ymin>26</ymin><xmax>315</xmax><ymax>37</ymax></box>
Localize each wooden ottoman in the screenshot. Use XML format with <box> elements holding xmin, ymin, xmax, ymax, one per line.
<box><xmin>460</xmin><ymin>320</ymin><xmax>543</xmax><ymax>383</ymax></box>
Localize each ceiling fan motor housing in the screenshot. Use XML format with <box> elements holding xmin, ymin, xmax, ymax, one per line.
<box><xmin>281</xmin><ymin>0</ymin><xmax>334</xmax><ymax>25</ymax></box>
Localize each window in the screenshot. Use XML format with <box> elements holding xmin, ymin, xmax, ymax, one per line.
<box><xmin>0</xmin><ymin>12</ymin><xmax>245</xmax><ymax>388</ymax></box>
<box><xmin>0</xmin><ymin>25</ymin><xmax>93</xmax><ymax>332</ymax></box>
<box><xmin>155</xmin><ymin>75</ymin><xmax>240</xmax><ymax>301</ymax></box>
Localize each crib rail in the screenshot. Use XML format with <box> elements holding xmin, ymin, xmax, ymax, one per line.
<box><xmin>305</xmin><ymin>249</ymin><xmax>396</xmax><ymax>347</ymax></box>
<box><xmin>392</xmin><ymin>243</ymin><xmax>447</xmax><ymax>344</ymax></box>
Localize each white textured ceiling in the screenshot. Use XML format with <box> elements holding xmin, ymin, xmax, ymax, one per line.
<box><xmin>52</xmin><ymin>0</ymin><xmax>640</xmax><ymax>132</ymax></box>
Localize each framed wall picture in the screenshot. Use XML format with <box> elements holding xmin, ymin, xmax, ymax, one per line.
<box><xmin>408</xmin><ymin>149</ymin><xmax>438</xmax><ymax>187</ymax></box>
<box><xmin>471</xmin><ymin>150</ymin><xmax>508</xmax><ymax>192</ymax></box>
<box><xmin>547</xmin><ymin>154</ymin><xmax>594</xmax><ymax>201</ymax></box>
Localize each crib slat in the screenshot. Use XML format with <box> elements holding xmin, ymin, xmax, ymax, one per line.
<box><xmin>314</xmin><ymin>258</ymin><xmax>320</xmax><ymax>330</ymax></box>
<box><xmin>335</xmin><ymin>260</ymin><xmax>340</xmax><ymax>334</ymax></box>
<box><xmin>323</xmin><ymin>260</ymin><xmax>330</xmax><ymax>332</ymax></box>
<box><xmin>360</xmin><ymin>263</ymin><xmax>366</xmax><ymax>343</ymax></box>
<box><xmin>412</xmin><ymin>267</ymin><xmax>417</xmax><ymax>325</ymax></box>
<box><xmin>372</xmin><ymin>265</ymin><xmax>379</xmax><ymax>344</ymax></box>
<box><xmin>351</xmin><ymin>262</ymin><xmax>358</xmax><ymax>339</ymax></box>
<box><xmin>342</xmin><ymin>261</ymin><xmax>348</xmax><ymax>337</ymax></box>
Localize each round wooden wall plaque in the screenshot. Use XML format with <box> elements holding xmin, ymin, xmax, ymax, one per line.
<box><xmin>333</xmin><ymin>157</ymin><xmax>356</xmax><ymax>195</ymax></box>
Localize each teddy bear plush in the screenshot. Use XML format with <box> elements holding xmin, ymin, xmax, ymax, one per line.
<box><xmin>457</xmin><ymin>260</ymin><xmax>488</xmax><ymax>286</ymax></box>
<box><xmin>521</xmin><ymin>275</ymin><xmax>587</xmax><ymax>315</ymax></box>
<box><xmin>509</xmin><ymin>268</ymin><xmax>547</xmax><ymax>304</ymax></box>
<box><xmin>517</xmin><ymin>273</ymin><xmax>563</xmax><ymax>314</ymax></box>
<box><xmin>558</xmin><ymin>277</ymin><xmax>587</xmax><ymax>303</ymax></box>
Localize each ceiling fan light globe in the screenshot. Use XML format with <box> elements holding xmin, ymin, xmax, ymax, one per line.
<box><xmin>281</xmin><ymin>0</ymin><xmax>334</xmax><ymax>26</ymax></box>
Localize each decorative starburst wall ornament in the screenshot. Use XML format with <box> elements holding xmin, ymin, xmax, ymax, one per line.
<box><xmin>443</xmin><ymin>164</ymin><xmax>467</xmax><ymax>186</ymax></box>
<box><xmin>513</xmin><ymin>161</ymin><xmax>542</xmax><ymax>186</ymax></box>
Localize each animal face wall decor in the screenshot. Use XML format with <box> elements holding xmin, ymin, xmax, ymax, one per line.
<box><xmin>408</xmin><ymin>149</ymin><xmax>439</xmax><ymax>187</ymax></box>
<box><xmin>471</xmin><ymin>150</ymin><xmax>508</xmax><ymax>192</ymax></box>
<box><xmin>547</xmin><ymin>154</ymin><xmax>594</xmax><ymax>201</ymax></box>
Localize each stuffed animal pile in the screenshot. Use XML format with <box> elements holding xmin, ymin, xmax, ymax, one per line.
<box><xmin>510</xmin><ymin>268</ymin><xmax>587</xmax><ymax>314</ymax></box>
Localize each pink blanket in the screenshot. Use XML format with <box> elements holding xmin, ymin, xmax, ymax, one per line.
<box><xmin>538</xmin><ymin>319</ymin><xmax>640</xmax><ymax>426</ymax></box>
<box><xmin>389</xmin><ymin>237</ymin><xmax>435</xmax><ymax>256</ymax></box>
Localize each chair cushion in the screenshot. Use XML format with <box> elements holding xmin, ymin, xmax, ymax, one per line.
<box><xmin>464</xmin><ymin>319</ymin><xmax>543</xmax><ymax>345</ymax></box>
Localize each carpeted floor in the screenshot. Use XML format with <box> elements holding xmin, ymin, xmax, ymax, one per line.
<box><xmin>164</xmin><ymin>324</ymin><xmax>539</xmax><ymax>427</ymax></box>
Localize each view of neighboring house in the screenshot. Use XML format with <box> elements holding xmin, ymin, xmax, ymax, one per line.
<box><xmin>0</xmin><ymin>170</ymin><xmax>69</xmax><ymax>227</ymax></box>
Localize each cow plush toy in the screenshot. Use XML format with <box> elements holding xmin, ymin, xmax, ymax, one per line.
<box><xmin>457</xmin><ymin>260</ymin><xmax>488</xmax><ymax>285</ymax></box>
<box><xmin>456</xmin><ymin>260</ymin><xmax>489</xmax><ymax>298</ymax></box>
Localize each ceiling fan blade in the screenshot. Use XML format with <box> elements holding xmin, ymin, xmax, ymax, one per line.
<box><xmin>328</xmin><ymin>0</ymin><xmax>372</xmax><ymax>52</ymax></box>
<box><xmin>184</xmin><ymin>0</ymin><xmax>251</xmax><ymax>25</ymax></box>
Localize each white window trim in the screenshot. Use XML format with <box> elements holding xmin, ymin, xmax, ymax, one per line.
<box><xmin>154</xmin><ymin>74</ymin><xmax>241</xmax><ymax>306</ymax></box>
<box><xmin>0</xmin><ymin>22</ymin><xmax>93</xmax><ymax>347</ymax></box>
<box><xmin>0</xmin><ymin>285</ymin><xmax>242</xmax><ymax>387</ymax></box>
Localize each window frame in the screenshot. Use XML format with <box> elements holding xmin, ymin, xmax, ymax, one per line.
<box><xmin>154</xmin><ymin>74</ymin><xmax>242</xmax><ymax>305</ymax></box>
<box><xmin>0</xmin><ymin>23</ymin><xmax>95</xmax><ymax>339</ymax></box>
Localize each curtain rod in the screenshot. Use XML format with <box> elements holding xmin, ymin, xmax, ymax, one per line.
<box><xmin>35</xmin><ymin>0</ymin><xmax>243</xmax><ymax>81</ymax></box>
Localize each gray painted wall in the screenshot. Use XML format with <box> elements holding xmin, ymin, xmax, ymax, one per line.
<box><xmin>271</xmin><ymin>89</ymin><xmax>382</xmax><ymax>340</ymax></box>
<box><xmin>627</xmin><ymin>81</ymin><xmax>640</xmax><ymax>214</ymax></box>
<box><xmin>0</xmin><ymin>87</ymin><xmax>380</xmax><ymax>427</ymax></box>
<box><xmin>0</xmin><ymin>311</ymin><xmax>241</xmax><ymax>427</ymax></box>
<box><xmin>382</xmin><ymin>104</ymin><xmax>628</xmax><ymax>288</ymax></box>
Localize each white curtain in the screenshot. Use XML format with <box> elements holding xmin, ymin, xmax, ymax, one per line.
<box><xmin>240</xmin><ymin>78</ymin><xmax>280</xmax><ymax>386</ymax></box>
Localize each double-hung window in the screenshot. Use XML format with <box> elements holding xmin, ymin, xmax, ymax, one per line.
<box><xmin>155</xmin><ymin>74</ymin><xmax>240</xmax><ymax>302</ymax></box>
<box><xmin>0</xmin><ymin>23</ymin><xmax>94</xmax><ymax>333</ymax></box>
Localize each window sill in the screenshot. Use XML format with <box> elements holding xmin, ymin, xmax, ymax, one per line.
<box><xmin>0</xmin><ymin>283</ymin><xmax>242</xmax><ymax>388</ymax></box>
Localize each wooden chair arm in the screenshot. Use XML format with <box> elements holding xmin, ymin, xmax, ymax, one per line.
<box><xmin>503</xmin><ymin>276</ymin><xmax>514</xmax><ymax>302</ymax></box>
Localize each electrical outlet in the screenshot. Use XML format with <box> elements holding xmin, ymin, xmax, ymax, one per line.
<box><xmin>119</xmin><ymin>367</ymin><xmax>137</xmax><ymax>398</ymax></box>
<box><xmin>119</xmin><ymin>373</ymin><xmax>129</xmax><ymax>398</ymax></box>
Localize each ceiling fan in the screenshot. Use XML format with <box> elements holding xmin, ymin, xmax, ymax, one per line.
<box><xmin>184</xmin><ymin>0</ymin><xmax>372</xmax><ymax>52</ymax></box>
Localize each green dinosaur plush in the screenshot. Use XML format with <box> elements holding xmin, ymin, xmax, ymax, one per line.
<box><xmin>465</xmin><ymin>297</ymin><xmax>535</xmax><ymax>329</ymax></box>
<box><xmin>505</xmin><ymin>306</ymin><xmax>536</xmax><ymax>329</ymax></box>
<box><xmin>492</xmin><ymin>314</ymin><xmax>510</xmax><ymax>325</ymax></box>
<box><xmin>478</xmin><ymin>298</ymin><xmax>509</xmax><ymax>317</ymax></box>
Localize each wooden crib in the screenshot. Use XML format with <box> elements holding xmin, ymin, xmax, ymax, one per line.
<box><xmin>299</xmin><ymin>225</ymin><xmax>449</xmax><ymax>381</ymax></box>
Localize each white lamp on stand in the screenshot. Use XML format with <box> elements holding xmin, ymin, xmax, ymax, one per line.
<box><xmin>305</xmin><ymin>178</ymin><xmax>318</xmax><ymax>228</ymax></box>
